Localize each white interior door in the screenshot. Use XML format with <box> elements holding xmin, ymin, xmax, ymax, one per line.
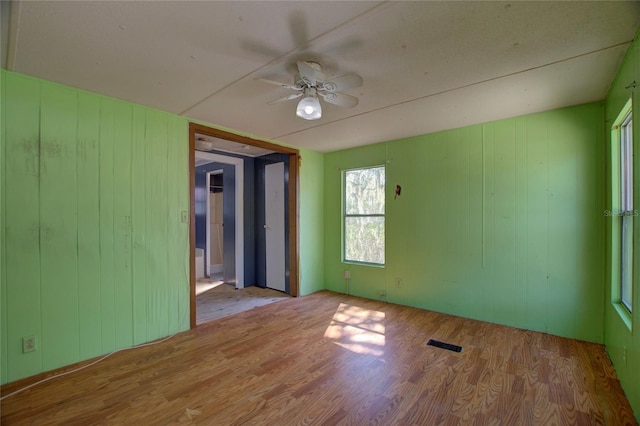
<box><xmin>265</xmin><ymin>162</ymin><xmax>286</xmax><ymax>292</ymax></box>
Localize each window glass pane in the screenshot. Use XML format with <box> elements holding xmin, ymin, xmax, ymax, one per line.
<box><xmin>345</xmin><ymin>167</ymin><xmax>385</xmax><ymax>215</ymax></box>
<box><xmin>344</xmin><ymin>216</ymin><xmax>385</xmax><ymax>264</ymax></box>
<box><xmin>621</xmin><ymin>131</ymin><xmax>628</xmax><ymax>210</ymax></box>
<box><xmin>621</xmin><ymin>215</ymin><xmax>633</xmax><ymax>312</ymax></box>
<box><xmin>623</xmin><ymin>118</ymin><xmax>633</xmax><ymax>210</ymax></box>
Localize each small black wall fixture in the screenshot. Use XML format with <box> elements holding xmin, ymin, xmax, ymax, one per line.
<box><xmin>394</xmin><ymin>185</ymin><xmax>402</xmax><ymax>200</ymax></box>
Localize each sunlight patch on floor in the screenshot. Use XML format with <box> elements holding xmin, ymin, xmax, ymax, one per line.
<box><xmin>324</xmin><ymin>303</ymin><xmax>386</xmax><ymax>356</ymax></box>
<box><xmin>196</xmin><ymin>280</ymin><xmax>224</xmax><ymax>296</ymax></box>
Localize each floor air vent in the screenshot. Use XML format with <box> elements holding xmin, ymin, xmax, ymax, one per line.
<box><xmin>426</xmin><ymin>339</ymin><xmax>462</xmax><ymax>353</ymax></box>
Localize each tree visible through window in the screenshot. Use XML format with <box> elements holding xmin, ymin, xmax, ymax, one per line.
<box><xmin>343</xmin><ymin>166</ymin><xmax>385</xmax><ymax>265</ymax></box>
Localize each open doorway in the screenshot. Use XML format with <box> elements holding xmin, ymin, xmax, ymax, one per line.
<box><xmin>207</xmin><ymin>171</ymin><xmax>223</xmax><ymax>278</ymax></box>
<box><xmin>189</xmin><ymin>123</ymin><xmax>300</xmax><ymax>328</ymax></box>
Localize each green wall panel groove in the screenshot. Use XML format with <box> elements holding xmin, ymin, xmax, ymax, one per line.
<box><xmin>39</xmin><ymin>82</ymin><xmax>80</xmax><ymax>371</ymax></box>
<box><xmin>76</xmin><ymin>92</ymin><xmax>102</xmax><ymax>360</ymax></box>
<box><xmin>4</xmin><ymin>72</ymin><xmax>44</xmax><ymax>381</ymax></box>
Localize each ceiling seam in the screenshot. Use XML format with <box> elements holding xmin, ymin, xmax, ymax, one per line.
<box><xmin>178</xmin><ymin>1</ymin><xmax>391</xmax><ymax>117</ymax></box>
<box><xmin>273</xmin><ymin>40</ymin><xmax>634</xmax><ymax>141</ymax></box>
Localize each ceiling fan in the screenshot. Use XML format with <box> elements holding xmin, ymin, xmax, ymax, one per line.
<box><xmin>257</xmin><ymin>61</ymin><xmax>363</xmax><ymax>120</ymax></box>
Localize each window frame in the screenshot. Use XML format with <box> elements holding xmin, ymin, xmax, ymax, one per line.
<box><xmin>342</xmin><ymin>165</ymin><xmax>386</xmax><ymax>266</ymax></box>
<box><xmin>620</xmin><ymin>111</ymin><xmax>633</xmax><ymax>313</ymax></box>
<box><xmin>611</xmin><ymin>97</ymin><xmax>634</xmax><ymax>329</ymax></box>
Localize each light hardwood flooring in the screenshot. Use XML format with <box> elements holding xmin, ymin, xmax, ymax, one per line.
<box><xmin>1</xmin><ymin>291</ymin><xmax>637</xmax><ymax>425</ymax></box>
<box><xmin>196</xmin><ymin>278</ymin><xmax>290</xmax><ymax>325</ymax></box>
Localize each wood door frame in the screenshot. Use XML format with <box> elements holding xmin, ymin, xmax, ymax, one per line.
<box><xmin>189</xmin><ymin>122</ymin><xmax>300</xmax><ymax>328</ymax></box>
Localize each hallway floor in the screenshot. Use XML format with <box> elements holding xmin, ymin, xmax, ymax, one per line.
<box><xmin>196</xmin><ymin>277</ymin><xmax>290</xmax><ymax>325</ymax></box>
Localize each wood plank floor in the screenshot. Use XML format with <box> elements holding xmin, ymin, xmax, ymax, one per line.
<box><xmin>1</xmin><ymin>291</ymin><xmax>637</xmax><ymax>425</ymax></box>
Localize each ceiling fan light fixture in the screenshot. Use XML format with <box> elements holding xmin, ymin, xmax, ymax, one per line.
<box><xmin>296</xmin><ymin>95</ymin><xmax>322</xmax><ymax>120</ymax></box>
<box><xmin>195</xmin><ymin>138</ymin><xmax>215</xmax><ymax>151</ymax></box>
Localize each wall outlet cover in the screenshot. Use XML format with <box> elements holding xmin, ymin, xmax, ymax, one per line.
<box><xmin>22</xmin><ymin>336</ymin><xmax>36</xmax><ymax>353</ymax></box>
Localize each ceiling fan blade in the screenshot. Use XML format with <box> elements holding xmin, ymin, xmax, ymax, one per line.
<box><xmin>256</xmin><ymin>78</ymin><xmax>301</xmax><ymax>91</ymax></box>
<box><xmin>297</xmin><ymin>61</ymin><xmax>317</xmax><ymax>86</ymax></box>
<box><xmin>268</xmin><ymin>93</ymin><xmax>303</xmax><ymax>105</ymax></box>
<box><xmin>320</xmin><ymin>92</ymin><xmax>359</xmax><ymax>108</ymax></box>
<box><xmin>322</xmin><ymin>73</ymin><xmax>363</xmax><ymax>92</ymax></box>
<box><xmin>289</xmin><ymin>11</ymin><xmax>309</xmax><ymax>48</ymax></box>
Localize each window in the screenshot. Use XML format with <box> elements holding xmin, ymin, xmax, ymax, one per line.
<box><xmin>343</xmin><ymin>166</ymin><xmax>385</xmax><ymax>265</ymax></box>
<box><xmin>620</xmin><ymin>109</ymin><xmax>633</xmax><ymax>313</ymax></box>
<box><xmin>612</xmin><ymin>98</ymin><xmax>633</xmax><ymax>321</ymax></box>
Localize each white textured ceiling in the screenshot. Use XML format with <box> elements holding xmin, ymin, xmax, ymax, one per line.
<box><xmin>4</xmin><ymin>1</ymin><xmax>640</xmax><ymax>153</ymax></box>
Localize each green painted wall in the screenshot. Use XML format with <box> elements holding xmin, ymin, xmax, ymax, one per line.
<box><xmin>324</xmin><ymin>103</ymin><xmax>605</xmax><ymax>344</ymax></box>
<box><xmin>1</xmin><ymin>70</ymin><xmax>191</xmax><ymax>384</ymax></box>
<box><xmin>0</xmin><ymin>69</ymin><xmax>326</xmax><ymax>384</ymax></box>
<box><xmin>298</xmin><ymin>149</ymin><xmax>325</xmax><ymax>295</ymax></box>
<box><xmin>604</xmin><ymin>32</ymin><xmax>640</xmax><ymax>419</ymax></box>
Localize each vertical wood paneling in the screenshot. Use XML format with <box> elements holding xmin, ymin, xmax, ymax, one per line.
<box><xmin>99</xmin><ymin>100</ymin><xmax>116</xmax><ymax>353</ymax></box>
<box><xmin>524</xmin><ymin>114</ymin><xmax>549</xmax><ymax>333</ymax></box>
<box><xmin>166</xmin><ymin>116</ymin><xmax>181</xmax><ymax>330</ymax></box>
<box><xmin>145</xmin><ymin>111</ymin><xmax>169</xmax><ymax>340</ymax></box>
<box><xmin>2</xmin><ymin>71</ymin><xmax>191</xmax><ymax>385</ymax></box>
<box><xmin>4</xmin><ymin>73</ymin><xmax>43</xmax><ymax>381</ymax></box>
<box><xmin>493</xmin><ymin>121</ymin><xmax>517</xmax><ymax>325</ymax></box>
<box><xmin>446</xmin><ymin>129</ymin><xmax>465</xmax><ymax>312</ymax></box>
<box><xmin>386</xmin><ymin>137</ymin><xmax>417</xmax><ymax>307</ymax></box>
<box><xmin>177</xmin><ymin>119</ymin><xmax>189</xmax><ymax>330</ymax></box>
<box><xmin>131</xmin><ymin>106</ymin><xmax>147</xmax><ymax>345</ymax></box>
<box><xmin>39</xmin><ymin>84</ymin><xmax>79</xmax><ymax>371</ymax></box>
<box><xmin>113</xmin><ymin>104</ymin><xmax>133</xmax><ymax>349</ymax></box>
<box><xmin>76</xmin><ymin>92</ymin><xmax>102</xmax><ymax>360</ymax></box>
<box><xmin>324</xmin><ymin>103</ymin><xmax>604</xmax><ymax>344</ymax></box>
<box><xmin>452</xmin><ymin>128</ymin><xmax>471</xmax><ymax>318</ymax></box>
<box><xmin>514</xmin><ymin>117</ymin><xmax>529</xmax><ymax>329</ymax></box>
<box><xmin>482</xmin><ymin>124</ymin><xmax>496</xmax><ymax>322</ymax></box>
<box><xmin>466</xmin><ymin>125</ymin><xmax>484</xmax><ymax>321</ymax></box>
<box><xmin>579</xmin><ymin>105</ymin><xmax>604</xmax><ymax>339</ymax></box>
<box><xmin>416</xmin><ymin>134</ymin><xmax>447</xmax><ymax>310</ymax></box>
<box><xmin>1</xmin><ymin>69</ymin><xmax>7</xmax><ymax>383</ymax></box>
<box><xmin>547</xmin><ymin>110</ymin><xmax>578</xmax><ymax>337</ymax></box>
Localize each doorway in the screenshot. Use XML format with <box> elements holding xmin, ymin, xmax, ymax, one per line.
<box><xmin>194</xmin><ymin>151</ymin><xmax>244</xmax><ymax>288</ymax></box>
<box><xmin>265</xmin><ymin>162</ymin><xmax>286</xmax><ymax>292</ymax></box>
<box><xmin>206</xmin><ymin>171</ymin><xmax>223</xmax><ymax>278</ymax></box>
<box><xmin>188</xmin><ymin>123</ymin><xmax>300</xmax><ymax>328</ymax></box>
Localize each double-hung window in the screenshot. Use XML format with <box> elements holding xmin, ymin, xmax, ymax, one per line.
<box><xmin>620</xmin><ymin>107</ymin><xmax>634</xmax><ymax>313</ymax></box>
<box><xmin>343</xmin><ymin>166</ymin><xmax>385</xmax><ymax>265</ymax></box>
<box><xmin>612</xmin><ymin>98</ymin><xmax>633</xmax><ymax>320</ymax></box>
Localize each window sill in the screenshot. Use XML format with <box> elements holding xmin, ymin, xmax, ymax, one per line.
<box><xmin>342</xmin><ymin>261</ymin><xmax>385</xmax><ymax>268</ymax></box>
<box><xmin>613</xmin><ymin>302</ymin><xmax>633</xmax><ymax>332</ymax></box>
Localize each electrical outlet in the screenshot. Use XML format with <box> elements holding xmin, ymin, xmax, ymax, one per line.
<box><xmin>180</xmin><ymin>211</ymin><xmax>189</xmax><ymax>223</ymax></box>
<box><xmin>379</xmin><ymin>290</ymin><xmax>387</xmax><ymax>297</ymax></box>
<box><xmin>344</xmin><ymin>270</ymin><xmax>351</xmax><ymax>279</ymax></box>
<box><xmin>22</xmin><ymin>336</ymin><xmax>36</xmax><ymax>353</ymax></box>
<box><xmin>395</xmin><ymin>277</ymin><xmax>402</xmax><ymax>288</ymax></box>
